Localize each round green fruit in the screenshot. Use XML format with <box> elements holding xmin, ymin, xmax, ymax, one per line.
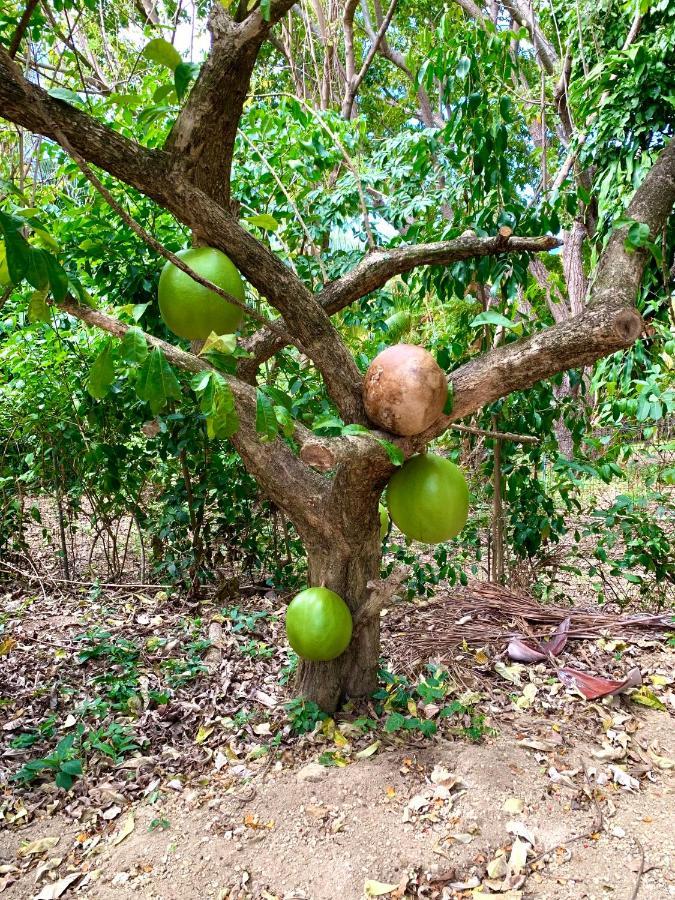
<box><xmin>379</xmin><ymin>503</ymin><xmax>389</xmax><ymax>541</ymax></box>
<box><xmin>158</xmin><ymin>246</ymin><xmax>245</xmax><ymax>341</ymax></box>
<box><xmin>386</xmin><ymin>453</ymin><xmax>469</xmax><ymax>544</ymax></box>
<box><xmin>285</xmin><ymin>587</ymin><xmax>353</xmax><ymax>662</ymax></box>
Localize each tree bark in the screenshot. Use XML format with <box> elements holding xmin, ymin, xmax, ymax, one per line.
<box><xmin>294</xmin><ymin>494</ymin><xmax>383</xmax><ymax>712</ymax></box>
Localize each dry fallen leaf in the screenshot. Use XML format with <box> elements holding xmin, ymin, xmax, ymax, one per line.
<box><xmin>111</xmin><ymin>814</ymin><xmax>135</xmax><ymax>846</ymax></box>
<box><xmin>18</xmin><ymin>837</ymin><xmax>59</xmax><ymax>858</ymax></box>
<box><xmin>507</xmin><ymin>837</ymin><xmax>529</xmax><ymax>876</ymax></box>
<box><xmin>364</xmin><ymin>880</ymin><xmax>399</xmax><ymax>897</ymax></box>
<box><xmin>557</xmin><ymin>666</ymin><xmax>641</xmax><ymax>700</ymax></box>
<box><xmin>502</xmin><ymin>797</ymin><xmax>524</xmax><ymax>814</ymax></box>
<box><xmin>506</xmin><ymin>821</ymin><xmax>536</xmax><ymax>846</ymax></box>
<box><xmin>35</xmin><ymin>872</ymin><xmax>80</xmax><ymax>900</ymax></box>
<box><xmin>487</xmin><ymin>853</ymin><xmax>508</xmax><ymax>879</ymax></box>
<box><xmin>355</xmin><ymin>741</ymin><xmax>381</xmax><ymax>759</ymax></box>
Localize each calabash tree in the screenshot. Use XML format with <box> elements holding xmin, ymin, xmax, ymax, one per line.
<box><xmin>1</xmin><ymin>1</ymin><xmax>673</xmax><ymax>711</ymax></box>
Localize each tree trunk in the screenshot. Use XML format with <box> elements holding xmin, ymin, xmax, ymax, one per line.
<box><xmin>294</xmin><ymin>509</ymin><xmax>382</xmax><ymax>713</ymax></box>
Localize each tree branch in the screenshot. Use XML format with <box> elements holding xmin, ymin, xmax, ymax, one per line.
<box><xmin>8</xmin><ymin>0</ymin><xmax>40</xmax><ymax>58</ymax></box>
<box><xmin>56</xmin><ymin>297</ymin><xmax>331</xmax><ymax>536</ymax></box>
<box><xmin>0</xmin><ymin>45</ymin><xmax>366</xmax><ymax>423</ymax></box>
<box><xmin>341</xmin><ymin>0</ymin><xmax>398</xmax><ymax>118</ymax></box>
<box><xmin>238</xmin><ymin>233</ymin><xmax>561</xmax><ymax>378</ymax></box>
<box><xmin>408</xmin><ymin>139</ymin><xmax>675</xmax><ymax>448</ymax></box>
<box><xmin>164</xmin><ymin>0</ymin><xmax>297</xmax><ymax>205</ymax></box>
<box><xmin>502</xmin><ymin>0</ymin><xmax>558</xmax><ymax>75</ymax></box>
<box><xmin>0</xmin><ymin>46</ymin><xmax>167</xmax><ymax>200</ymax></box>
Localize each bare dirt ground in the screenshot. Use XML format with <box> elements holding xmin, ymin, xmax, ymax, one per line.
<box><xmin>1</xmin><ymin>514</ymin><xmax>673</xmax><ymax>900</ymax></box>
<box><xmin>1</xmin><ymin>711</ymin><xmax>673</xmax><ymax>900</ymax></box>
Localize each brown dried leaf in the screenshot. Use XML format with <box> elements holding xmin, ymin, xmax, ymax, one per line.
<box><xmin>557</xmin><ymin>667</ymin><xmax>642</xmax><ymax>700</ymax></box>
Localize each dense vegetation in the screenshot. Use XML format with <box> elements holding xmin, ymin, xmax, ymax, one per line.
<box><xmin>0</xmin><ymin>0</ymin><xmax>673</xmax><ymax>709</ymax></box>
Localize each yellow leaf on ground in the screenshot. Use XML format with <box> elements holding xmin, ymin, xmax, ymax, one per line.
<box><xmin>195</xmin><ymin>725</ymin><xmax>215</xmax><ymax>744</ymax></box>
<box><xmin>111</xmin><ymin>813</ymin><xmax>135</xmax><ymax>846</ymax></box>
<box><xmin>502</xmin><ymin>797</ymin><xmax>524</xmax><ymax>814</ymax></box>
<box><xmin>632</xmin><ymin>688</ymin><xmax>666</xmax><ymax>711</ymax></box>
<box><xmin>0</xmin><ymin>638</ymin><xmax>16</xmax><ymax>656</ymax></box>
<box><xmin>18</xmin><ymin>836</ymin><xmax>59</xmax><ymax>858</ymax></box>
<box><xmin>333</xmin><ymin>730</ymin><xmax>349</xmax><ymax>748</ymax></box>
<box><xmin>355</xmin><ymin>741</ymin><xmax>381</xmax><ymax>759</ymax></box>
<box><xmin>364</xmin><ymin>880</ymin><xmax>398</xmax><ymax>897</ymax></box>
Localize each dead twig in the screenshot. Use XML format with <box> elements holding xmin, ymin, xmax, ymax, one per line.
<box><xmin>630</xmin><ymin>838</ymin><xmax>645</xmax><ymax>900</ymax></box>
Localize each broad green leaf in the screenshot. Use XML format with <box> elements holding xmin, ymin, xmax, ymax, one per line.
<box><xmin>273</xmin><ymin>405</ymin><xmax>295</xmax><ymax>438</ymax></box>
<box><xmin>136</xmin><ymin>349</ymin><xmax>182</xmax><ymax>414</ymax></box>
<box><xmin>55</xmin><ymin>771</ymin><xmax>74</xmax><ymax>790</ymax></box>
<box><xmin>87</xmin><ymin>341</ymin><xmax>115</xmax><ymax>400</ymax></box>
<box><xmin>260</xmin><ymin>0</ymin><xmax>271</xmax><ymax>21</ymax></box>
<box><xmin>33</xmin><ymin>227</ymin><xmax>59</xmax><ymax>251</ymax></box>
<box><xmin>256</xmin><ymin>388</ymin><xmax>279</xmax><ymax>443</ymax></box>
<box><xmin>174</xmin><ymin>62</ymin><xmax>200</xmax><ymax>100</ymax></box>
<box><xmin>142</xmin><ymin>38</ymin><xmax>182</xmax><ymax>72</ymax></box>
<box><xmin>190</xmin><ymin>370</ymin><xmax>212</xmax><ymax>392</ymax></box>
<box><xmin>262</xmin><ymin>385</ymin><xmax>293</xmax><ymax>411</ymax></box>
<box><xmin>43</xmin><ymin>252</ymin><xmax>69</xmax><ymax>302</ymax></box>
<box><xmin>456</xmin><ymin>56</ymin><xmax>470</xmax><ymax>78</ymax></box>
<box><xmin>246</xmin><ymin>213</ymin><xmax>280</xmax><ymax>232</ymax></box>
<box><xmin>26</xmin><ymin>248</ymin><xmax>49</xmax><ymax>290</ymax></box>
<box><xmin>0</xmin><ymin>212</ymin><xmax>30</xmax><ymax>283</ymax></box>
<box><xmin>0</xmin><ymin>241</ymin><xmax>10</xmax><ymax>285</ymax></box>
<box><xmin>27</xmin><ymin>290</ymin><xmax>51</xmax><ymax>323</ymax></box>
<box><xmin>376</xmin><ymin>439</ymin><xmax>404</xmax><ymax>466</ymax></box>
<box><xmin>204</xmin><ymin>376</ymin><xmax>238</xmax><ymax>439</ymax></box>
<box><xmin>120</xmin><ymin>327</ymin><xmax>148</xmax><ymax>366</ymax></box>
<box><xmin>470</xmin><ymin>310</ymin><xmax>520</xmax><ymax>330</ymax></box>
<box><xmin>341</xmin><ymin>423</ymin><xmax>372</xmax><ymax>437</ymax></box>
<box><xmin>48</xmin><ymin>87</ymin><xmax>81</xmax><ymax>103</ymax></box>
<box><xmin>199</xmin><ymin>332</ymin><xmax>237</xmax><ymax>356</ymax></box>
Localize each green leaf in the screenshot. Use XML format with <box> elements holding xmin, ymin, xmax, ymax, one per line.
<box><xmin>0</xmin><ymin>213</ymin><xmax>30</xmax><ymax>283</ymax></box>
<box><xmin>443</xmin><ymin>383</ymin><xmax>454</xmax><ymax>415</ymax></box>
<box><xmin>260</xmin><ymin>0</ymin><xmax>271</xmax><ymax>20</ymax></box>
<box><xmin>624</xmin><ymin>221</ymin><xmax>651</xmax><ymax>252</ymax></box>
<box><xmin>174</xmin><ymin>62</ymin><xmax>200</xmax><ymax>100</ymax></box>
<box><xmin>61</xmin><ymin>759</ymin><xmax>82</xmax><ymax>776</ymax></box>
<box><xmin>273</xmin><ymin>405</ymin><xmax>295</xmax><ymax>438</ymax></box>
<box><xmin>470</xmin><ymin>309</ymin><xmax>519</xmax><ymax>329</ymax></box>
<box><xmin>384</xmin><ymin>712</ymin><xmax>406</xmax><ymax>733</ymax></box>
<box><xmin>26</xmin><ymin>248</ymin><xmax>49</xmax><ymax>290</ymax></box>
<box><xmin>456</xmin><ymin>56</ymin><xmax>470</xmax><ymax>78</ymax></box>
<box><xmin>48</xmin><ymin>87</ymin><xmax>81</xmax><ymax>104</ymax></box>
<box><xmin>341</xmin><ymin>423</ymin><xmax>372</xmax><ymax>437</ymax></box>
<box><xmin>203</xmin><ymin>376</ymin><xmax>238</xmax><ymax>439</ymax></box>
<box><xmin>27</xmin><ymin>290</ymin><xmax>51</xmax><ymax>323</ymax></box>
<box><xmin>55</xmin><ymin>771</ymin><xmax>74</xmax><ymax>790</ymax></box>
<box><xmin>256</xmin><ymin>388</ymin><xmax>279</xmax><ymax>443</ymax></box>
<box><xmin>136</xmin><ymin>349</ymin><xmax>182</xmax><ymax>414</ymax></box>
<box><xmin>199</xmin><ymin>332</ymin><xmax>237</xmax><ymax>356</ymax></box>
<box><xmin>376</xmin><ymin>439</ymin><xmax>404</xmax><ymax>466</ymax></box>
<box><xmin>190</xmin><ymin>370</ymin><xmax>212</xmax><ymax>392</ymax></box>
<box><xmin>87</xmin><ymin>341</ymin><xmax>115</xmax><ymax>400</ymax></box>
<box><xmin>246</xmin><ymin>213</ymin><xmax>280</xmax><ymax>232</ymax></box>
<box><xmin>43</xmin><ymin>252</ymin><xmax>69</xmax><ymax>302</ymax></box>
<box><xmin>120</xmin><ymin>327</ymin><xmax>148</xmax><ymax>366</ymax></box>
<box><xmin>142</xmin><ymin>38</ymin><xmax>182</xmax><ymax>72</ymax></box>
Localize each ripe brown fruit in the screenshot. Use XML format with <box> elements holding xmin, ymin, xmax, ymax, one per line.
<box><xmin>363</xmin><ymin>344</ymin><xmax>447</xmax><ymax>436</ymax></box>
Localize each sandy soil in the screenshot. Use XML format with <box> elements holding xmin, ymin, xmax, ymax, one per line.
<box><xmin>1</xmin><ymin>711</ymin><xmax>673</xmax><ymax>900</ymax></box>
